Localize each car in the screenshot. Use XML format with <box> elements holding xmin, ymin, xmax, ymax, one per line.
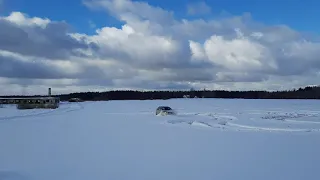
<box><xmin>156</xmin><ymin>106</ymin><xmax>176</xmax><ymax>116</ymax></box>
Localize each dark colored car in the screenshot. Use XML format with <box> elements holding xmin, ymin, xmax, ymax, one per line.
<box><xmin>156</xmin><ymin>106</ymin><xmax>176</xmax><ymax>115</ymax></box>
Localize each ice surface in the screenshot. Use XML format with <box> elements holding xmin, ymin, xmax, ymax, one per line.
<box><xmin>0</xmin><ymin>99</ymin><xmax>320</xmax><ymax>180</ymax></box>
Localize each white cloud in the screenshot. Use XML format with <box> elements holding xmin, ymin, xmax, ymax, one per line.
<box><xmin>199</xmin><ymin>33</ymin><xmax>277</xmax><ymax>72</ymax></box>
<box><xmin>1</xmin><ymin>12</ymin><xmax>50</xmax><ymax>28</ymax></box>
<box><xmin>0</xmin><ymin>0</ymin><xmax>320</xmax><ymax>95</ymax></box>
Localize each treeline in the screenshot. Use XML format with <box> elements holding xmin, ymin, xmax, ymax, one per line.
<box><xmin>1</xmin><ymin>86</ymin><xmax>320</xmax><ymax>101</ymax></box>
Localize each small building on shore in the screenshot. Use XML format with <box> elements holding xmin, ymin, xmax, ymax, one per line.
<box><xmin>0</xmin><ymin>88</ymin><xmax>60</xmax><ymax>110</ymax></box>
<box><xmin>16</xmin><ymin>97</ymin><xmax>60</xmax><ymax>109</ymax></box>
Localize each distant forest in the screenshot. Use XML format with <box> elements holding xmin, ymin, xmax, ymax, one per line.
<box><xmin>1</xmin><ymin>86</ymin><xmax>320</xmax><ymax>101</ymax></box>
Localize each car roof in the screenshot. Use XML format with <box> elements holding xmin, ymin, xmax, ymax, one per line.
<box><xmin>157</xmin><ymin>106</ymin><xmax>172</xmax><ymax>109</ymax></box>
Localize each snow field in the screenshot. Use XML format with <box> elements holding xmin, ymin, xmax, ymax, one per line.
<box><xmin>0</xmin><ymin>98</ymin><xmax>319</xmax><ymax>180</ymax></box>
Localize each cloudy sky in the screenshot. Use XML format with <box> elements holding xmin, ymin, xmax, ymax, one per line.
<box><xmin>0</xmin><ymin>0</ymin><xmax>320</xmax><ymax>95</ymax></box>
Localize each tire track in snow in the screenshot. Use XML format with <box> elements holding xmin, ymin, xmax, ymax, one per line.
<box><xmin>284</xmin><ymin>119</ymin><xmax>320</xmax><ymax>124</ymax></box>
<box><xmin>162</xmin><ymin>111</ymin><xmax>320</xmax><ymax>133</ymax></box>
<box><xmin>226</xmin><ymin>122</ymin><xmax>317</xmax><ymax>132</ymax></box>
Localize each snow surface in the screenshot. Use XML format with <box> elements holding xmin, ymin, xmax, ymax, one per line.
<box><xmin>0</xmin><ymin>99</ymin><xmax>320</xmax><ymax>180</ymax></box>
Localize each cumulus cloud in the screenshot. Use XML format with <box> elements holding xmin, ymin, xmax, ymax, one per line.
<box><xmin>0</xmin><ymin>0</ymin><xmax>320</xmax><ymax>95</ymax></box>
<box><xmin>0</xmin><ymin>12</ymin><xmax>96</xmax><ymax>59</ymax></box>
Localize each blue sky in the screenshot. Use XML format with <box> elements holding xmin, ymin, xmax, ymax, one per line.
<box><xmin>3</xmin><ymin>0</ymin><xmax>320</xmax><ymax>34</ymax></box>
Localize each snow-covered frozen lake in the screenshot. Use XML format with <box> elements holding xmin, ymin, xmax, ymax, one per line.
<box><xmin>0</xmin><ymin>98</ymin><xmax>320</xmax><ymax>180</ymax></box>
